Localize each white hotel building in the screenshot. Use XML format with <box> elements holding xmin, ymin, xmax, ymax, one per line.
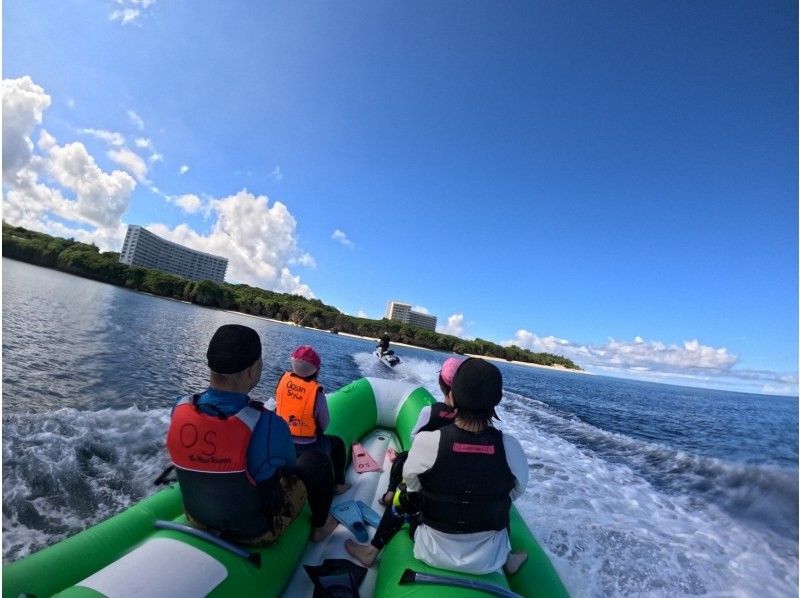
<box><xmin>119</xmin><ymin>225</ymin><xmax>228</xmax><ymax>283</ymax></box>
<box><xmin>385</xmin><ymin>300</ymin><xmax>437</xmax><ymax>332</ymax></box>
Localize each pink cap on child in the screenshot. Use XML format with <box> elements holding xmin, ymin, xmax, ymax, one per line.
<box><xmin>440</xmin><ymin>357</ymin><xmax>465</xmax><ymax>387</ymax></box>
<box><xmin>291</xmin><ymin>345</ymin><xmax>321</xmax><ymax>377</ymax></box>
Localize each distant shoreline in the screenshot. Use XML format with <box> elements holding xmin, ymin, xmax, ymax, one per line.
<box><xmin>214</xmin><ymin>313</ymin><xmax>588</xmax><ymax>374</ymax></box>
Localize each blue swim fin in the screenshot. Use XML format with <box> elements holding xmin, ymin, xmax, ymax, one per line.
<box><xmin>355</xmin><ymin>501</ymin><xmax>381</xmax><ymax>528</ymax></box>
<box><xmin>331</xmin><ymin>501</ymin><xmax>369</xmax><ymax>542</ymax></box>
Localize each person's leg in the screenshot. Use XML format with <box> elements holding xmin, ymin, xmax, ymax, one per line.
<box><xmin>345</xmin><ymin>502</ymin><xmax>406</xmax><ymax>566</ymax></box>
<box><xmin>504</xmin><ymin>551</ymin><xmax>528</xmax><ymax>575</ymax></box>
<box><xmin>380</xmin><ymin>451</ymin><xmax>408</xmax><ymax>505</ymax></box>
<box><xmin>235</xmin><ymin>475</ymin><xmax>308</xmax><ymax>546</ymax></box>
<box><xmin>294</xmin><ymin>448</ymin><xmax>337</xmax><ymax>541</ymax></box>
<box><xmin>326</xmin><ymin>435</ymin><xmax>350</xmax><ymax>493</ymax></box>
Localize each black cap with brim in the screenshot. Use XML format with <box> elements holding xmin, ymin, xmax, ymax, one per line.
<box><xmin>207</xmin><ymin>324</ymin><xmax>262</xmax><ymax>374</ymax></box>
<box><xmin>451</xmin><ymin>358</ymin><xmax>503</xmax><ymax>412</ymax></box>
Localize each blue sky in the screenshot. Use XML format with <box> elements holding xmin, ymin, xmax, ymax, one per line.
<box><xmin>3</xmin><ymin>1</ymin><xmax>797</xmax><ymax>395</ymax></box>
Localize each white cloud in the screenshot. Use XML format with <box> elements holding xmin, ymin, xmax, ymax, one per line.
<box><xmin>45</xmin><ymin>140</ymin><xmax>136</xmax><ymax>228</ymax></box>
<box><xmin>127</xmin><ymin>109</ymin><xmax>145</xmax><ymax>130</ymax></box>
<box><xmin>109</xmin><ymin>1</ymin><xmax>155</xmax><ymax>24</ymax></box>
<box><xmin>108</xmin><ymin>148</ymin><xmax>148</xmax><ymax>182</ymax></box>
<box><xmin>292</xmin><ymin>253</ymin><xmax>317</xmax><ymax>268</ymax></box>
<box><xmin>437</xmin><ymin>313</ymin><xmax>471</xmax><ymax>338</ymax></box>
<box><xmin>134</xmin><ymin>137</ymin><xmax>162</xmax><ymax>162</ymax></box>
<box><xmin>500</xmin><ymin>330</ymin><xmax>798</xmax><ymax>393</ymax></box>
<box><xmin>267</xmin><ymin>166</ymin><xmax>283</xmax><ymax>181</ymax></box>
<box><xmin>148</xmin><ymin>190</ymin><xmax>314</xmax><ymax>297</ymax></box>
<box><xmin>2</xmin><ymin>76</ymin><xmax>51</xmax><ymax>185</ymax></box>
<box><xmin>2</xmin><ymin>77</ymin><xmax>314</xmax><ymax>298</ymax></box>
<box><xmin>504</xmin><ymin>330</ymin><xmax>738</xmax><ymax>373</ymax></box>
<box><xmin>412</xmin><ymin>305</ymin><xmax>429</xmax><ymax>314</ymax></box>
<box><xmin>332</xmin><ymin>229</ymin><xmax>354</xmax><ymax>247</ymax></box>
<box><xmin>356</xmin><ymin>310</ymin><xmax>369</xmax><ymax>318</ymax></box>
<box><xmin>173</xmin><ymin>194</ymin><xmax>203</xmax><ymax>214</ymax></box>
<box><xmin>179</xmin><ymin>164</ymin><xmax>190</xmax><ymax>175</ymax></box>
<box><xmin>3</xmin><ymin>76</ymin><xmax>135</xmax><ymax>249</ymax></box>
<box><xmin>80</xmin><ymin>128</ymin><xmax>125</xmax><ymax>146</ymax></box>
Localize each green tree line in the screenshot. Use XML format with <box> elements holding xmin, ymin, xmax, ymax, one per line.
<box><xmin>2</xmin><ymin>223</ymin><xmax>582</xmax><ymax>370</ymax></box>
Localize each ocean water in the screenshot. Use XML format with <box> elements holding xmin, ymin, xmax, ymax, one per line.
<box><xmin>3</xmin><ymin>258</ymin><xmax>798</xmax><ymax>596</ymax></box>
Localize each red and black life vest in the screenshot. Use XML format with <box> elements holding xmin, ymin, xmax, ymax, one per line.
<box><xmin>418</xmin><ymin>425</ymin><xmax>515</xmax><ymax>534</ymax></box>
<box><xmin>166</xmin><ymin>395</ymin><xmax>279</xmax><ymax>539</ymax></box>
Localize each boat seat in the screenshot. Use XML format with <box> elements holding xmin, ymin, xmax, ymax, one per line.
<box><xmin>60</xmin><ymin>537</ymin><xmax>228</xmax><ymax>597</ymax></box>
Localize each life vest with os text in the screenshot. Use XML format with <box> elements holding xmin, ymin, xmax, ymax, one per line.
<box><xmin>166</xmin><ymin>394</ymin><xmax>279</xmax><ymax>539</ymax></box>
<box><xmin>418</xmin><ymin>425</ymin><xmax>515</xmax><ymax>534</ymax></box>
<box><xmin>275</xmin><ymin>372</ymin><xmax>322</xmax><ymax>439</ymax></box>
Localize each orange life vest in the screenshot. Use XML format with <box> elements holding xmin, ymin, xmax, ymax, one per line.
<box><xmin>167</xmin><ymin>394</ymin><xmax>259</xmax><ymax>477</ymax></box>
<box><xmin>166</xmin><ymin>395</ymin><xmax>277</xmax><ymax>538</ymax></box>
<box><xmin>274</xmin><ymin>372</ymin><xmax>322</xmax><ymax>439</ymax></box>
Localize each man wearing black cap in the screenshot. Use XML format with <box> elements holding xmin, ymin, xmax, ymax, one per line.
<box><xmin>346</xmin><ymin>358</ymin><xmax>528</xmax><ymax>575</ymax></box>
<box><xmin>166</xmin><ymin>324</ymin><xmax>338</xmax><ymax>544</ymax></box>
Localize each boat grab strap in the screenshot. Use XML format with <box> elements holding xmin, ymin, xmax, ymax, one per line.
<box><xmin>154</xmin><ymin>520</ymin><xmax>261</xmax><ymax>567</ymax></box>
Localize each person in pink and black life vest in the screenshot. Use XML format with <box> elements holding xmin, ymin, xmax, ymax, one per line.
<box><xmin>378</xmin><ymin>357</ymin><xmax>462</xmax><ymax>506</ymax></box>
<box><xmin>166</xmin><ymin>325</ymin><xmax>338</xmax><ymax>545</ymax></box>
<box><xmin>346</xmin><ymin>358</ymin><xmax>529</xmax><ymax>575</ymax></box>
<box><xmin>275</xmin><ymin>345</ymin><xmax>350</xmax><ymax>495</ymax></box>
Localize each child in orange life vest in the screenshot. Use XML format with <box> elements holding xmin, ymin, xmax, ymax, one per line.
<box><xmin>275</xmin><ymin>345</ymin><xmax>350</xmax><ymax>494</ymax></box>
<box><xmin>378</xmin><ymin>357</ymin><xmax>462</xmax><ymax>506</ymax></box>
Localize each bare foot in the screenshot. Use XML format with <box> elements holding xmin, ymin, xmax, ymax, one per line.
<box><xmin>345</xmin><ymin>538</ymin><xmax>379</xmax><ymax>567</ymax></box>
<box><xmin>503</xmin><ymin>550</ymin><xmax>528</xmax><ymax>575</ymax></box>
<box><xmin>379</xmin><ymin>490</ymin><xmax>395</xmax><ymax>506</ymax></box>
<box><xmin>335</xmin><ymin>483</ymin><xmax>351</xmax><ymax>495</ymax></box>
<box><xmin>310</xmin><ymin>515</ymin><xmax>338</xmax><ymax>543</ymax></box>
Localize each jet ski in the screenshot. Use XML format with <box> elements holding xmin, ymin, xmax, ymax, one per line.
<box><xmin>375</xmin><ymin>348</ymin><xmax>401</xmax><ymax>368</ymax></box>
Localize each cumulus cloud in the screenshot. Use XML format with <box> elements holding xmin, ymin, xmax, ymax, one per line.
<box><xmin>3</xmin><ymin>76</ymin><xmax>51</xmax><ymax>184</ymax></box>
<box><xmin>108</xmin><ymin>147</ymin><xmax>148</xmax><ymax>182</ymax></box>
<box><xmin>356</xmin><ymin>310</ymin><xmax>369</xmax><ymax>318</ymax></box>
<box><xmin>2</xmin><ymin>76</ymin><xmax>314</xmax><ymax>297</ymax></box>
<box><xmin>148</xmin><ymin>190</ymin><xmax>314</xmax><ymax>297</ymax></box>
<box><xmin>505</xmin><ymin>330</ymin><xmax>738</xmax><ymax>373</ymax></box>
<box><xmin>292</xmin><ymin>253</ymin><xmax>317</xmax><ymax>268</ymax></box>
<box><xmin>81</xmin><ymin>128</ymin><xmax>125</xmax><ymax>146</ymax></box>
<box><xmin>437</xmin><ymin>313</ymin><xmax>471</xmax><ymax>338</ymax></box>
<box><xmin>179</xmin><ymin>164</ymin><xmax>190</xmax><ymax>175</ymax></box>
<box><xmin>332</xmin><ymin>229</ymin><xmax>354</xmax><ymax>247</ymax></box>
<box><xmin>3</xmin><ymin>77</ymin><xmax>135</xmax><ymax>247</ymax></box>
<box><xmin>502</xmin><ymin>329</ymin><xmax>798</xmax><ymax>394</ymax></box>
<box><xmin>412</xmin><ymin>305</ymin><xmax>429</xmax><ymax>314</ymax></box>
<box><xmin>267</xmin><ymin>166</ymin><xmax>283</xmax><ymax>181</ymax></box>
<box><xmin>172</xmin><ymin>193</ymin><xmax>203</xmax><ymax>214</ymax></box>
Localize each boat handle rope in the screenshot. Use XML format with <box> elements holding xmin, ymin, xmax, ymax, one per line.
<box><xmin>153</xmin><ymin>465</ymin><xmax>176</xmax><ymax>486</ymax></box>
<box><xmin>400</xmin><ymin>568</ymin><xmax>523</xmax><ymax>598</ymax></box>
<box><xmin>154</xmin><ymin>520</ymin><xmax>261</xmax><ymax>567</ymax></box>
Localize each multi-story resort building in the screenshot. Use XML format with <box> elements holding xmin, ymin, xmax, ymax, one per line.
<box><xmin>385</xmin><ymin>300</ymin><xmax>437</xmax><ymax>332</ymax></box>
<box><xmin>119</xmin><ymin>225</ymin><xmax>228</xmax><ymax>283</ymax></box>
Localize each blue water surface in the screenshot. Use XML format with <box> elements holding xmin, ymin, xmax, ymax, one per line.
<box><xmin>3</xmin><ymin>259</ymin><xmax>798</xmax><ymax>596</ymax></box>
